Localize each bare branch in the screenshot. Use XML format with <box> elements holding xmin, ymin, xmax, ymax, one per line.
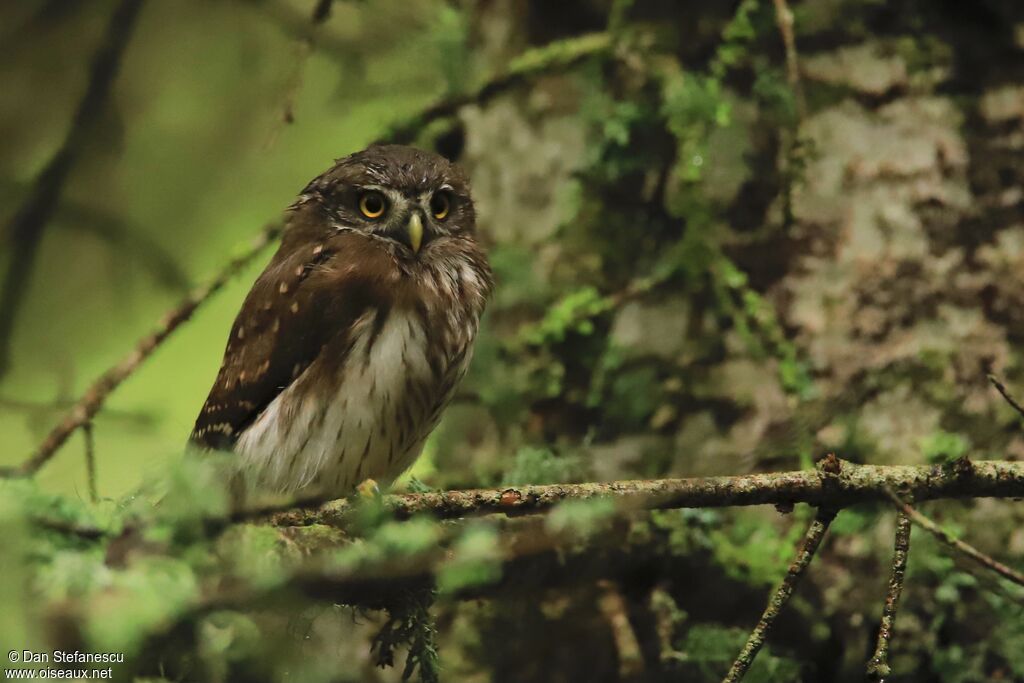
<box><xmin>0</xmin><ymin>0</ymin><xmax>146</xmax><ymax>379</ymax></box>
<box><xmin>6</xmin><ymin>223</ymin><xmax>282</xmax><ymax>478</ymax></box>
<box><xmin>722</xmin><ymin>507</ymin><xmax>836</xmax><ymax>683</ymax></box>
<box><xmin>988</xmin><ymin>373</ymin><xmax>1024</xmax><ymax>422</ymax></box>
<box><xmin>867</xmin><ymin>508</ymin><xmax>912</xmax><ymax>680</ymax></box>
<box><xmin>884</xmin><ymin>487</ymin><xmax>1024</xmax><ymax>588</ymax></box>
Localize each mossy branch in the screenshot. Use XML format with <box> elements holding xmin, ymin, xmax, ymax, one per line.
<box><xmin>43</xmin><ymin>459</ymin><xmax>1024</xmax><ymax>681</ymax></box>
<box><xmin>261</xmin><ymin>457</ymin><xmax>1024</xmax><ymax>528</ymax></box>
<box><xmin>722</xmin><ymin>507</ymin><xmax>836</xmax><ymax>683</ymax></box>
<box><xmin>867</xmin><ymin>507</ymin><xmax>912</xmax><ymax>680</ymax></box>
<box><xmin>885</xmin><ymin>487</ymin><xmax>1024</xmax><ymax>588</ymax></box>
<box><xmin>378</xmin><ymin>32</ymin><xmax>614</xmax><ymax>145</ymax></box>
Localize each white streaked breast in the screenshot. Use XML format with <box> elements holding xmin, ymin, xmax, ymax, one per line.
<box><xmin>235</xmin><ymin>307</ymin><xmax>438</xmax><ymax>496</ymax></box>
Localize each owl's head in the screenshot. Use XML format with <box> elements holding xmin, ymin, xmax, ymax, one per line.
<box><xmin>299</xmin><ymin>144</ymin><xmax>476</xmax><ymax>257</ymax></box>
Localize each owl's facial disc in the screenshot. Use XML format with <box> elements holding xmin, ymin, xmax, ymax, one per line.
<box><xmin>346</xmin><ymin>181</ymin><xmax>465</xmax><ymax>256</ymax></box>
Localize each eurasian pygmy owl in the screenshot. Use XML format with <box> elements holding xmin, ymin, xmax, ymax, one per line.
<box><xmin>190</xmin><ymin>145</ymin><xmax>492</xmax><ymax>498</ymax></box>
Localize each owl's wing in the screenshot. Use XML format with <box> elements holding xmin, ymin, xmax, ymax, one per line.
<box><xmin>190</xmin><ymin>217</ymin><xmax>376</xmax><ymax>451</ymax></box>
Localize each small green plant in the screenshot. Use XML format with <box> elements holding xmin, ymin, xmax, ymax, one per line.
<box><xmin>920</xmin><ymin>431</ymin><xmax>970</xmax><ymax>464</ymax></box>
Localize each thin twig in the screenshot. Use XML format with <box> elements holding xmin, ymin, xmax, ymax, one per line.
<box><xmin>988</xmin><ymin>373</ymin><xmax>1024</xmax><ymax>421</ymax></box>
<box><xmin>722</xmin><ymin>507</ymin><xmax>836</xmax><ymax>683</ymax></box>
<box><xmin>884</xmin><ymin>487</ymin><xmax>1024</xmax><ymax>588</ymax></box>
<box><xmin>264</xmin><ymin>0</ymin><xmax>336</xmax><ymax>146</ymax></box>
<box><xmin>770</xmin><ymin>0</ymin><xmax>806</xmax><ymax>122</ymax></box>
<box><xmin>6</xmin><ymin>223</ymin><xmax>282</xmax><ymax>478</ymax></box>
<box><xmin>0</xmin><ymin>396</ymin><xmax>155</xmax><ymax>426</ymax></box>
<box><xmin>83</xmin><ymin>421</ymin><xmax>98</xmax><ymax>503</ymax></box>
<box><xmin>867</xmin><ymin>509</ymin><xmax>912</xmax><ymax>680</ymax></box>
<box><xmin>0</xmin><ymin>0</ymin><xmax>146</xmax><ymax>379</ymax></box>
<box><xmin>245</xmin><ymin>0</ymin><xmax>358</xmax><ymax>69</ymax></box>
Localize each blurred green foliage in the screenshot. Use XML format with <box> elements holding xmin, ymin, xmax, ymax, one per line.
<box><xmin>3</xmin><ymin>0</ymin><xmax>1024</xmax><ymax>682</ymax></box>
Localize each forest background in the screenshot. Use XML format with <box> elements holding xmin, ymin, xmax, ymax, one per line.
<box><xmin>2</xmin><ymin>1</ymin><xmax>1024</xmax><ymax>681</ymax></box>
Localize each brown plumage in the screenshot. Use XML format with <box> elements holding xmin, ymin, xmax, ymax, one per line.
<box><xmin>190</xmin><ymin>145</ymin><xmax>492</xmax><ymax>497</ymax></box>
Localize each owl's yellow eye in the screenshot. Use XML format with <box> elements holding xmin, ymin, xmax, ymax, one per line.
<box><xmin>430</xmin><ymin>191</ymin><xmax>450</xmax><ymax>220</ymax></box>
<box><xmin>359</xmin><ymin>191</ymin><xmax>386</xmax><ymax>219</ymax></box>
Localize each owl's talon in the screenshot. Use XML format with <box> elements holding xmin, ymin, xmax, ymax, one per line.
<box><xmin>356</xmin><ymin>478</ymin><xmax>381</xmax><ymax>500</ymax></box>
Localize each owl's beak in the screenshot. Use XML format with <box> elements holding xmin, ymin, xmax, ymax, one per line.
<box><xmin>406</xmin><ymin>212</ymin><xmax>424</xmax><ymax>253</ymax></box>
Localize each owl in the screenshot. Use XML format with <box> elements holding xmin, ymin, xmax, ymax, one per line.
<box><xmin>190</xmin><ymin>145</ymin><xmax>493</xmax><ymax>499</ymax></box>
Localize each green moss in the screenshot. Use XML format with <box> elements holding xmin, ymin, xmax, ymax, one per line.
<box><xmin>502</xmin><ymin>446</ymin><xmax>585</xmax><ymax>486</ymax></box>
<box><xmin>676</xmin><ymin>624</ymin><xmax>803</xmax><ymax>682</ymax></box>
<box><xmin>85</xmin><ymin>556</ymin><xmax>200</xmax><ymax>655</ymax></box>
<box><xmin>920</xmin><ymin>431</ymin><xmax>970</xmax><ymax>464</ymax></box>
<box><xmin>517</xmin><ymin>286</ymin><xmax>612</xmax><ymax>347</ymax></box>
<box><xmin>437</xmin><ymin>524</ymin><xmax>501</xmax><ymax>595</ymax></box>
<box><xmin>545</xmin><ymin>498</ymin><xmax>616</xmax><ymax>539</ymax></box>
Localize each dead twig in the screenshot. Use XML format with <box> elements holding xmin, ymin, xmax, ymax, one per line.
<box><xmin>884</xmin><ymin>487</ymin><xmax>1024</xmax><ymax>588</ymax></box>
<box><xmin>722</xmin><ymin>507</ymin><xmax>836</xmax><ymax>683</ymax></box>
<box><xmin>866</xmin><ymin>508</ymin><xmax>912</xmax><ymax>680</ymax></box>
<box><xmin>988</xmin><ymin>373</ymin><xmax>1024</xmax><ymax>422</ymax></box>
<box><xmin>83</xmin><ymin>421</ymin><xmax>98</xmax><ymax>503</ymax></box>
<box><xmin>597</xmin><ymin>580</ymin><xmax>645</xmax><ymax>679</ymax></box>
<box><xmin>6</xmin><ymin>223</ymin><xmax>282</xmax><ymax>478</ymax></box>
<box><xmin>0</xmin><ymin>396</ymin><xmax>155</xmax><ymax>426</ymax></box>
<box><xmin>0</xmin><ymin>0</ymin><xmax>147</xmax><ymax>379</ymax></box>
<box><xmin>264</xmin><ymin>0</ymin><xmax>336</xmax><ymax>145</ymax></box>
